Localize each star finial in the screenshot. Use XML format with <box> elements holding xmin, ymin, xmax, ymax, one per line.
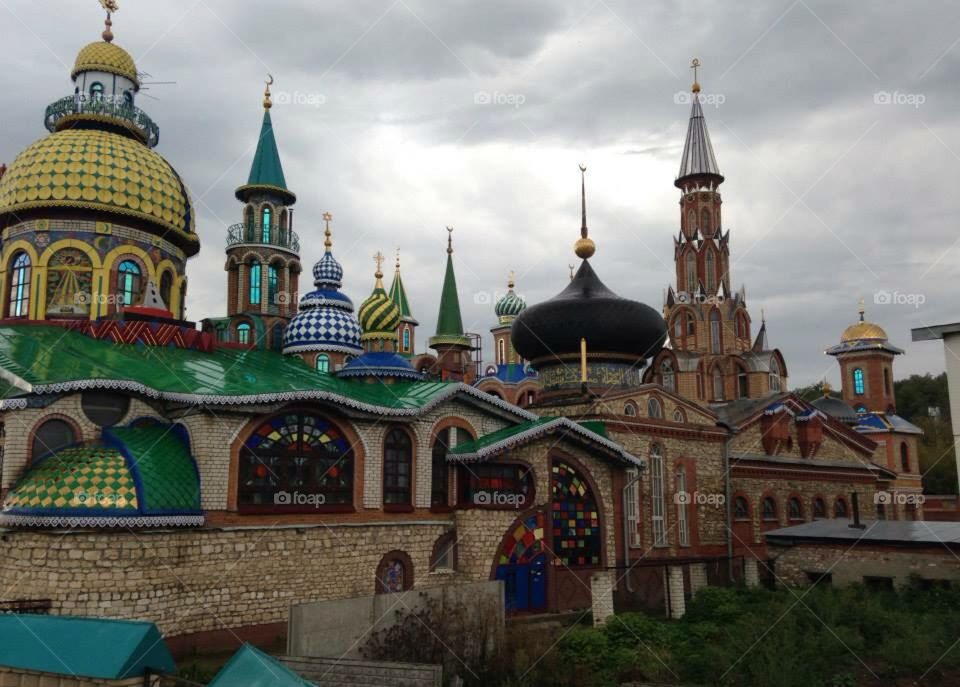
<box><xmin>690</xmin><ymin>57</ymin><xmax>701</xmax><ymax>93</ymax></box>
<box><xmin>446</xmin><ymin>226</ymin><xmax>454</xmax><ymax>255</ymax></box>
<box><xmin>264</xmin><ymin>74</ymin><xmax>274</xmax><ymax>109</ymax></box>
<box><xmin>322</xmin><ymin>211</ymin><xmax>333</xmax><ymax>250</ymax></box>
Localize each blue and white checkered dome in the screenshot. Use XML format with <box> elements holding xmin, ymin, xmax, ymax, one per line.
<box><xmin>312</xmin><ymin>250</ymin><xmax>343</xmax><ymax>288</ymax></box>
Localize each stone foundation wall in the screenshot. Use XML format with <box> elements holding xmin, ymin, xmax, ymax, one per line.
<box><xmin>0</xmin><ymin>669</ymin><xmax>155</xmax><ymax>686</ymax></box>
<box><xmin>0</xmin><ymin>521</ymin><xmax>452</xmax><ymax>637</ymax></box>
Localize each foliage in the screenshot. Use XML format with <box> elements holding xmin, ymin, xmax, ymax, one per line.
<box><xmin>895</xmin><ymin>373</ymin><xmax>957</xmax><ymax>494</ymax></box>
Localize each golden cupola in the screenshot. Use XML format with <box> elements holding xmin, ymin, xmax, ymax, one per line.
<box><xmin>0</xmin><ymin>6</ymin><xmax>197</xmax><ymax>257</ymax></box>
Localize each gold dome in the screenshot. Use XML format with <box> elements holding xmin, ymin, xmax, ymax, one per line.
<box><xmin>841</xmin><ymin>320</ymin><xmax>888</xmax><ymax>343</ymax></box>
<box><xmin>72</xmin><ymin>41</ymin><xmax>139</xmax><ymax>86</ymax></box>
<box><xmin>0</xmin><ymin>129</ymin><xmax>196</xmax><ymax>242</ymax></box>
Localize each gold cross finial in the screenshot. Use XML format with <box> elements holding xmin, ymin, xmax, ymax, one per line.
<box><xmin>322</xmin><ymin>212</ymin><xmax>332</xmax><ymax>250</ymax></box>
<box><xmin>264</xmin><ymin>74</ymin><xmax>274</xmax><ymax>109</ymax></box>
<box><xmin>446</xmin><ymin>226</ymin><xmax>454</xmax><ymax>255</ymax></box>
<box><xmin>99</xmin><ymin>0</ymin><xmax>119</xmax><ymax>42</ymax></box>
<box><xmin>690</xmin><ymin>57</ymin><xmax>701</xmax><ymax>93</ymax></box>
<box><xmin>373</xmin><ymin>251</ymin><xmax>384</xmax><ymax>280</ymax></box>
<box><xmin>821</xmin><ymin>379</ymin><xmax>832</xmax><ymax>397</ymax></box>
<box><xmin>507</xmin><ymin>270</ymin><xmax>515</xmax><ymax>289</ymax></box>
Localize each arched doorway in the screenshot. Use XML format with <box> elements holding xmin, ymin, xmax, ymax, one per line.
<box><xmin>493</xmin><ymin>511</ymin><xmax>547</xmax><ymax>612</ymax></box>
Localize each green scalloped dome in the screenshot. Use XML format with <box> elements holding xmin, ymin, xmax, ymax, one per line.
<box><xmin>495</xmin><ymin>288</ymin><xmax>526</xmax><ymax>321</ymax></box>
<box><xmin>358</xmin><ymin>285</ymin><xmax>401</xmax><ymax>340</ymax></box>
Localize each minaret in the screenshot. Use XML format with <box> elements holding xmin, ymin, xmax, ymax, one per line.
<box><xmin>428</xmin><ymin>228</ymin><xmax>474</xmax><ymax>382</ymax></box>
<box><xmin>389</xmin><ymin>250</ymin><xmax>418</xmax><ymax>357</ymax></box>
<box><xmin>223</xmin><ymin>77</ymin><xmax>300</xmax><ymax>348</ymax></box>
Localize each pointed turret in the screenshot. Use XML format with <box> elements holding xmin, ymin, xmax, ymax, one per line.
<box><xmin>389</xmin><ymin>250</ymin><xmax>418</xmax><ymax>356</ymax></box>
<box><xmin>752</xmin><ymin>311</ymin><xmax>768</xmax><ymax>352</ymax></box>
<box><xmin>676</xmin><ymin>59</ymin><xmax>723</xmax><ymax>188</ymax></box>
<box><xmin>428</xmin><ymin>228</ymin><xmax>474</xmax><ymax>382</ymax></box>
<box><xmin>235</xmin><ymin>77</ymin><xmax>296</xmax><ymax>206</ymax></box>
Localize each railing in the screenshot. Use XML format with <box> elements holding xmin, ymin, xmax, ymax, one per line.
<box><xmin>227</xmin><ymin>222</ymin><xmax>300</xmax><ymax>253</ymax></box>
<box><xmin>44</xmin><ymin>95</ymin><xmax>160</xmax><ymax>148</ymax></box>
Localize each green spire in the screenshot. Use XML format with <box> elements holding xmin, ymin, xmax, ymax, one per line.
<box><xmin>429</xmin><ymin>228</ymin><xmax>471</xmax><ymax>349</ymax></box>
<box><xmin>389</xmin><ymin>250</ymin><xmax>417</xmax><ymax>323</ymax></box>
<box><xmin>235</xmin><ymin>78</ymin><xmax>296</xmax><ymax>204</ymax></box>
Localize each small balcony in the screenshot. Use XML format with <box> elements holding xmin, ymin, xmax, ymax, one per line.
<box><xmin>227</xmin><ymin>223</ymin><xmax>300</xmax><ymax>253</ymax></box>
<box><xmin>45</xmin><ymin>96</ymin><xmax>160</xmax><ymax>148</ymax></box>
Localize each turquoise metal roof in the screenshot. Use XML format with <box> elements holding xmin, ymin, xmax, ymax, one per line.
<box><xmin>0</xmin><ymin>615</ymin><xmax>175</xmax><ymax>678</ymax></box>
<box><xmin>209</xmin><ymin>645</ymin><xmax>316</xmax><ymax>687</ymax></box>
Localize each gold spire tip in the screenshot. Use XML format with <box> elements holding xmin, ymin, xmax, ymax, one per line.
<box><xmin>690</xmin><ymin>57</ymin><xmax>701</xmax><ymax>93</ymax></box>
<box><xmin>507</xmin><ymin>270</ymin><xmax>515</xmax><ymax>289</ymax></box>
<box><xmin>98</xmin><ymin>0</ymin><xmax>119</xmax><ymax>42</ymax></box>
<box><xmin>373</xmin><ymin>251</ymin><xmax>384</xmax><ymax>280</ymax></box>
<box><xmin>322</xmin><ymin>212</ymin><xmax>333</xmax><ymax>250</ymax></box>
<box><xmin>821</xmin><ymin>379</ymin><xmax>832</xmax><ymax>397</ymax></box>
<box><xmin>857</xmin><ymin>297</ymin><xmax>866</xmax><ymax>321</ymax></box>
<box><xmin>263</xmin><ymin>74</ymin><xmax>274</xmax><ymax>109</ymax></box>
<box><xmin>575</xmin><ymin>164</ymin><xmax>595</xmax><ymax>259</ymax></box>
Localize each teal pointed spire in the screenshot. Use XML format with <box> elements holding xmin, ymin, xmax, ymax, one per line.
<box><xmin>235</xmin><ymin>77</ymin><xmax>296</xmax><ymax>205</ymax></box>
<box><xmin>429</xmin><ymin>228</ymin><xmax>471</xmax><ymax>349</ymax></box>
<box><xmin>389</xmin><ymin>250</ymin><xmax>417</xmax><ymax>324</ymax></box>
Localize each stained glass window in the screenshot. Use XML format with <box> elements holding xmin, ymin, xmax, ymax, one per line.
<box><xmin>238</xmin><ymin>413</ymin><xmax>352</xmax><ymax>509</ymax></box>
<box><xmin>316</xmin><ymin>354</ymin><xmax>329</xmax><ymax>373</ymax></box>
<box><xmin>261</xmin><ymin>207</ymin><xmax>272</xmax><ymax>243</ymax></box>
<box><xmin>236</xmin><ymin>323</ymin><xmax>250</xmax><ymax>345</ymax></box>
<box><xmin>498</xmin><ymin>512</ymin><xmax>546</xmax><ymax>566</ymax></box>
<box><xmin>761</xmin><ymin>497</ymin><xmax>777</xmax><ymax>521</ymax></box>
<box><xmin>8</xmin><ymin>252</ymin><xmax>30</xmax><ymax>318</ymax></box>
<box><xmin>381</xmin><ymin>559</ymin><xmax>404</xmax><ymax>592</ymax></box>
<box><xmin>249</xmin><ymin>261</ymin><xmax>261</xmax><ymax>305</ymax></box>
<box><xmin>853</xmin><ymin>368</ymin><xmax>864</xmax><ymax>396</ymax></box>
<box><xmin>117</xmin><ymin>260</ymin><xmax>141</xmax><ymax>307</ymax></box>
<box><xmin>383</xmin><ymin>429</ymin><xmax>412</xmax><ymax>506</ymax></box>
<box><xmin>551</xmin><ymin>461</ymin><xmax>601</xmax><ymax>567</ymax></box>
<box><xmin>267</xmin><ymin>265</ymin><xmax>279</xmax><ymax>307</ymax></box>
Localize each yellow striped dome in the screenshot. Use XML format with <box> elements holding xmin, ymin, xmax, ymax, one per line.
<box><xmin>72</xmin><ymin>41</ymin><xmax>139</xmax><ymax>86</ymax></box>
<box><xmin>0</xmin><ymin>129</ymin><xmax>196</xmax><ymax>242</ymax></box>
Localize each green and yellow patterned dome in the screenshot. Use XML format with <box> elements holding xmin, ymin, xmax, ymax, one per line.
<box><xmin>72</xmin><ymin>40</ymin><xmax>139</xmax><ymax>86</ymax></box>
<box><xmin>358</xmin><ymin>261</ymin><xmax>401</xmax><ymax>341</ymax></box>
<box><xmin>0</xmin><ymin>128</ymin><xmax>197</xmax><ymax>248</ymax></box>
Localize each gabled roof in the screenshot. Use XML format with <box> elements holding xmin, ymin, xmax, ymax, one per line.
<box><xmin>0</xmin><ymin>615</ymin><xmax>175</xmax><ymax>679</ymax></box>
<box><xmin>209</xmin><ymin>645</ymin><xmax>316</xmax><ymax>687</ymax></box>
<box><xmin>0</xmin><ymin>326</ymin><xmax>533</xmax><ymax>420</ymax></box>
<box><xmin>676</xmin><ymin>93</ymin><xmax>723</xmax><ymax>183</ymax></box>
<box><xmin>854</xmin><ymin>412</ymin><xmax>923</xmax><ymax>435</ymax></box>
<box><xmin>448</xmin><ymin>416</ymin><xmax>643</xmax><ymax>467</ymax></box>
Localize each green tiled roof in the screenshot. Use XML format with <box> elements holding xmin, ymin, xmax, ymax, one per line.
<box><xmin>0</xmin><ymin>326</ymin><xmax>534</xmax><ymax>420</ymax></box>
<box><xmin>209</xmin><ymin>645</ymin><xmax>316</xmax><ymax>687</ymax></box>
<box><xmin>0</xmin><ymin>615</ymin><xmax>175</xmax><ymax>679</ymax></box>
<box><xmin>429</xmin><ymin>253</ymin><xmax>471</xmax><ymax>349</ymax></box>
<box><xmin>247</xmin><ymin>110</ymin><xmax>287</xmax><ymax>190</ymax></box>
<box><xmin>389</xmin><ymin>268</ymin><xmax>415</xmax><ymax>321</ymax></box>
<box><xmin>448</xmin><ymin>416</ymin><xmax>640</xmax><ymax>466</ymax></box>
<box><xmin>1</xmin><ymin>422</ymin><xmax>202</xmax><ymax>528</ymax></box>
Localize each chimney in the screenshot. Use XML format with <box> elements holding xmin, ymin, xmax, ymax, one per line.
<box><xmin>849</xmin><ymin>491</ymin><xmax>865</xmax><ymax>529</ymax></box>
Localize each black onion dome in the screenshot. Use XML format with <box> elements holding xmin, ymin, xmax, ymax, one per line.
<box><xmin>811</xmin><ymin>395</ymin><xmax>859</xmax><ymax>425</ymax></box>
<box><xmin>511</xmin><ymin>260</ymin><xmax>666</xmax><ymax>364</ymax></box>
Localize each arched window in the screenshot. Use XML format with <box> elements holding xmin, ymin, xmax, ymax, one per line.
<box><xmin>623</xmin><ymin>402</ymin><xmax>637</xmax><ymax>417</ymax></box>
<box><xmin>701</xmin><ymin>208</ymin><xmax>711</xmax><ymax>233</ymax></box>
<box><xmin>710</xmin><ymin>309</ymin><xmax>721</xmax><ymax>354</ymax></box>
<box><xmin>713</xmin><ymin>366</ymin><xmax>724</xmax><ymax>401</ymax></box>
<box><xmin>31</xmin><ymin>419</ymin><xmax>77</xmax><ymax>460</ymax></box>
<box><xmin>376</xmin><ymin>552</ymin><xmax>412</xmax><ymax>593</ymax></box>
<box><xmin>236</xmin><ymin>322</ymin><xmax>251</xmax><ymax>344</ymax></box>
<box><xmin>761</xmin><ymin>497</ymin><xmax>777</xmax><ymax>521</ymax></box>
<box><xmin>497</xmin><ymin>338</ymin><xmax>506</xmax><ymax>365</ymax></box>
<box><xmin>552</xmin><ymin>460</ymin><xmax>602</xmax><ymax>565</ymax></box>
<box><xmin>267</xmin><ymin>264</ymin><xmax>279</xmax><ymax>307</ymax></box>
<box><xmin>737</xmin><ymin>313</ymin><xmax>748</xmax><ymax>339</ymax></box>
<box><xmin>734</xmin><ymin>496</ymin><xmax>750</xmax><ymax>520</ymax></box>
<box><xmin>8</xmin><ymin>252</ymin><xmax>31</xmax><ymax>318</ymax></box>
<box><xmin>676</xmin><ymin>465</ymin><xmax>690</xmax><ymax>546</ymax></box>
<box><xmin>705</xmin><ymin>250</ymin><xmax>716</xmax><ymax>292</ymax></box>
<box><xmin>687</xmin><ymin>209</ymin><xmax>696</xmax><ymax>234</ymax></box>
<box><xmin>89</xmin><ymin>82</ymin><xmax>104</xmax><ymax>101</ymax></box>
<box><xmin>116</xmin><ymin>260</ymin><xmax>141</xmax><ymax>307</ymax></box>
<box><xmin>159</xmin><ymin>271</ymin><xmax>173</xmax><ymax>310</ymax></box>
<box><xmin>122</xmin><ymin>91</ymin><xmax>133</xmax><ymax>109</ymax></box>
<box><xmin>788</xmin><ymin>497</ymin><xmax>803</xmax><ymax>521</ymax></box>
<box><xmin>834</xmin><ymin>497</ymin><xmax>848</xmax><ymax>518</ymax></box>
<box><xmin>900</xmin><ymin>442</ymin><xmax>910</xmax><ymax>472</ymax></box>
<box><xmin>737</xmin><ymin>365</ymin><xmax>749</xmax><ymax>399</ymax></box>
<box><xmin>647</xmin><ymin>397</ymin><xmax>663</xmax><ymax>419</ymax></box>
<box><xmin>431</xmin><ymin>426</ymin><xmax>471</xmax><ymax>508</ymax></box>
<box><xmin>853</xmin><ymin>368</ymin><xmax>864</xmax><ymax>396</ymax></box>
<box><xmin>260</xmin><ymin>206</ymin><xmax>272</xmax><ymax>243</ymax></box>
<box><xmin>685</xmin><ymin>251</ymin><xmax>696</xmax><ymax>293</ymax></box>
<box><xmin>672</xmin><ymin>316</ymin><xmax>682</xmax><ymax>340</ymax></box>
<box><xmin>813</xmin><ymin>497</ymin><xmax>826</xmax><ymax>520</ymax></box>
<box><xmin>686</xmin><ymin>312</ymin><xmax>696</xmax><ymax>336</ymax></box>
<box><xmin>248</xmin><ymin>261</ymin><xmax>261</xmax><ymax>305</ymax></box>
<box><xmin>316</xmin><ymin>354</ymin><xmax>329</xmax><ymax>373</ymax></box>
<box><xmin>661</xmin><ymin>360</ymin><xmax>675</xmax><ymax>392</ymax></box>
<box><xmin>239</xmin><ymin>412</ymin><xmax>353</xmax><ymax>509</ymax></box>
<box><xmin>884</xmin><ymin>368</ymin><xmax>892</xmax><ymax>396</ymax></box>
<box><xmin>403</xmin><ymin>327</ymin><xmax>411</xmax><ymax>352</ymax></box>
<box><xmin>673</xmin><ymin>408</ymin><xmax>686</xmax><ymax>423</ymax></box>
<box><xmin>383</xmin><ymin>428</ymin><xmax>413</xmax><ymax>507</ymax></box>
<box><xmin>650</xmin><ymin>444</ymin><xmax>666</xmax><ymax>546</ymax></box>
<box><xmin>244</xmin><ymin>206</ymin><xmax>255</xmax><ymax>237</ymax></box>
<box><xmin>769</xmin><ymin>358</ymin><xmax>782</xmax><ymax>393</ymax></box>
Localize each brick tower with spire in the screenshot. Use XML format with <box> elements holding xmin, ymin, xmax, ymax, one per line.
<box><xmin>428</xmin><ymin>228</ymin><xmax>475</xmax><ymax>382</ymax></box>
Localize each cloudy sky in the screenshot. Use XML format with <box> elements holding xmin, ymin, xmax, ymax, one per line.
<box><xmin>3</xmin><ymin>0</ymin><xmax>959</xmax><ymax>387</ymax></box>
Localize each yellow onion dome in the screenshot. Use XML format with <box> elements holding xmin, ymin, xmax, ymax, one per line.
<box><xmin>840</xmin><ymin>319</ymin><xmax>888</xmax><ymax>343</ymax></box>
<box><xmin>0</xmin><ymin>129</ymin><xmax>198</xmax><ymax>254</ymax></box>
<box><xmin>72</xmin><ymin>41</ymin><xmax>139</xmax><ymax>87</ymax></box>
<box><xmin>358</xmin><ymin>286</ymin><xmax>401</xmax><ymax>341</ymax></box>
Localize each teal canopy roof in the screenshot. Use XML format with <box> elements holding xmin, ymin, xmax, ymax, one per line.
<box><xmin>0</xmin><ymin>325</ymin><xmax>534</xmax><ymax>420</ymax></box>
<box><xmin>0</xmin><ymin>615</ymin><xmax>175</xmax><ymax>679</ymax></box>
<box><xmin>235</xmin><ymin>108</ymin><xmax>296</xmax><ymax>204</ymax></box>
<box><xmin>209</xmin><ymin>645</ymin><xmax>316</xmax><ymax>687</ymax></box>
<box><xmin>1</xmin><ymin>423</ymin><xmax>203</xmax><ymax>528</ymax></box>
<box><xmin>429</xmin><ymin>251</ymin><xmax>471</xmax><ymax>349</ymax></box>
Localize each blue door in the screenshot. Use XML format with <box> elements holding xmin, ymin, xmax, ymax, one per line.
<box><xmin>496</xmin><ymin>554</ymin><xmax>546</xmax><ymax>612</ymax></box>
